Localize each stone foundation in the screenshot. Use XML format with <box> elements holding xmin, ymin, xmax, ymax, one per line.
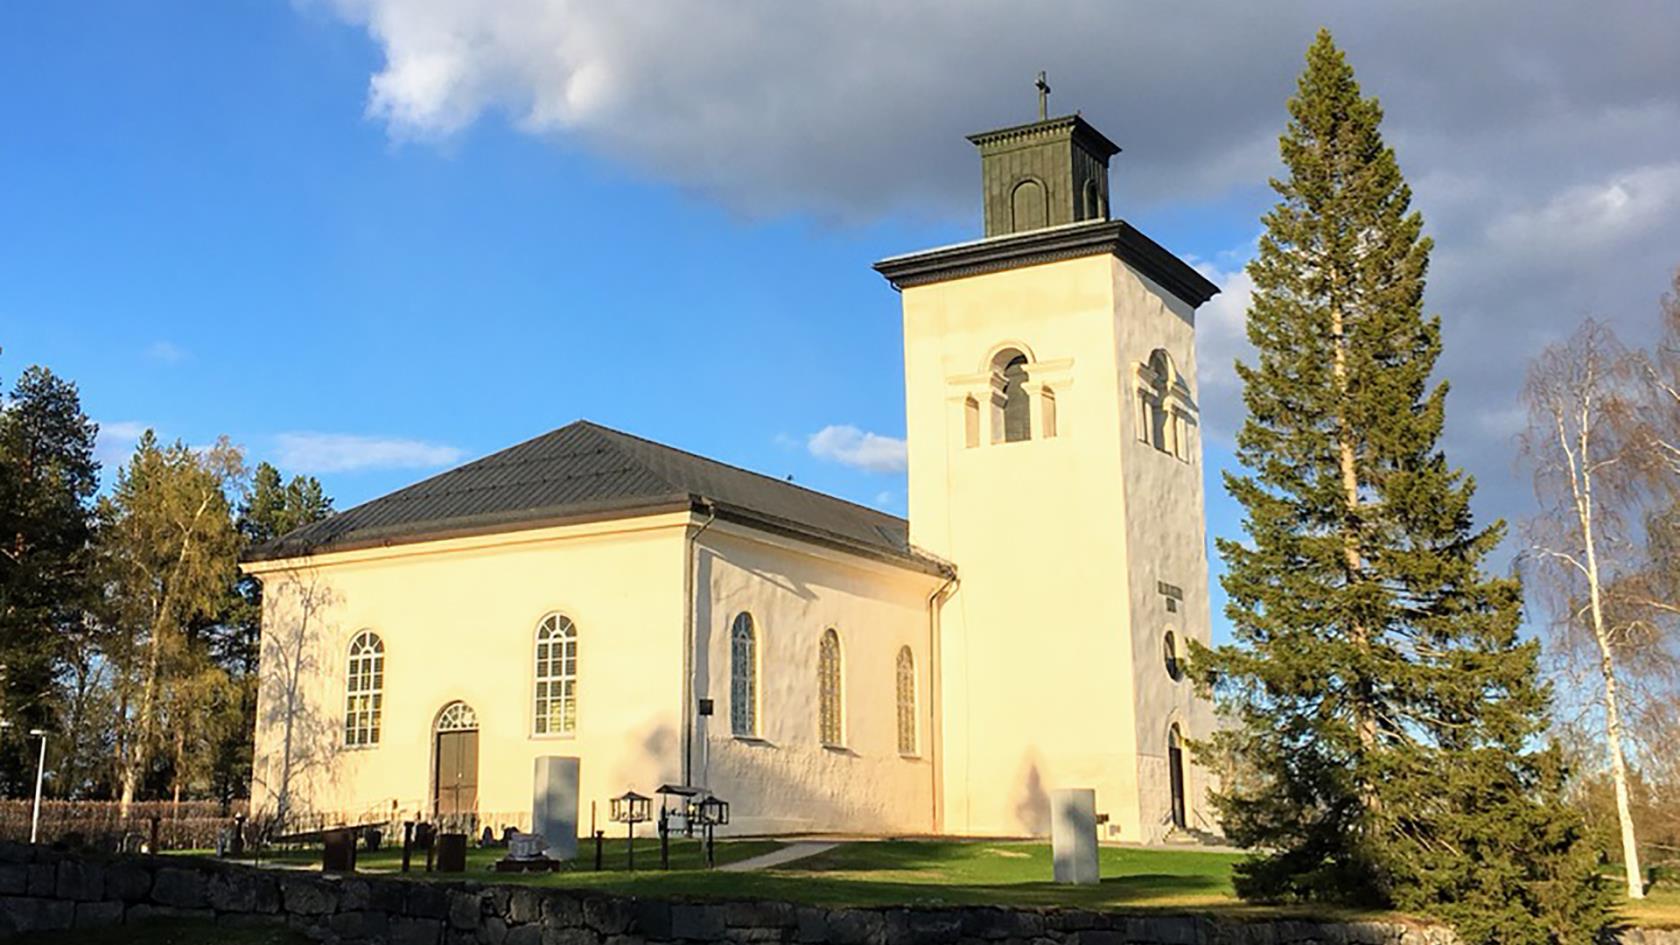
<box><xmin>0</xmin><ymin>842</ymin><xmax>1673</xmax><ymax>945</ymax></box>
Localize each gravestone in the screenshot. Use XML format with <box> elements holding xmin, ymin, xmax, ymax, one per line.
<box><xmin>533</xmin><ymin>756</ymin><xmax>580</xmax><ymax>861</ymax></box>
<box><xmin>1050</xmin><ymin>788</ymin><xmax>1099</xmax><ymax>885</ymax></box>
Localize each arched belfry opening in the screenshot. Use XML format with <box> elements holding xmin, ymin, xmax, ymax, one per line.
<box><xmin>990</xmin><ymin>348</ymin><xmax>1032</xmax><ymax>443</ymax></box>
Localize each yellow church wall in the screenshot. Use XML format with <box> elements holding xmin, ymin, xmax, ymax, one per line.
<box><xmin>901</xmin><ymin>253</ymin><xmax>1150</xmax><ymax>838</ymax></box>
<box><xmin>245</xmin><ymin>513</ymin><xmax>693</xmax><ymax>832</ymax></box>
<box><xmin>692</xmin><ymin>523</ymin><xmax>942</xmax><ymax>835</ymax></box>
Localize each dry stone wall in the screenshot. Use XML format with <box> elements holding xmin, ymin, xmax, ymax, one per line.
<box><xmin>1</xmin><ymin>842</ymin><xmax>1675</xmax><ymax>945</ymax></box>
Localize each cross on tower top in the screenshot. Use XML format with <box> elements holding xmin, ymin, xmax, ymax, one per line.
<box><xmin>1035</xmin><ymin>71</ymin><xmax>1051</xmax><ymax>120</ymax></box>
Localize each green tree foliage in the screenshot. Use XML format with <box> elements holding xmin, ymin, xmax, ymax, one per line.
<box><xmin>0</xmin><ymin>365</ymin><xmax>98</xmax><ymax>794</ymax></box>
<box><xmin>96</xmin><ymin>431</ymin><xmax>244</xmax><ymax>813</ymax></box>
<box><xmin>1193</xmin><ymin>30</ymin><xmax>1610</xmax><ymax>944</ymax></box>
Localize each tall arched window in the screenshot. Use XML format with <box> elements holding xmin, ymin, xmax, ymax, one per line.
<box><xmin>1001</xmin><ymin>353</ymin><xmax>1031</xmax><ymax>442</ymax></box>
<box><xmin>730</xmin><ymin>612</ymin><xmax>758</xmax><ymax>737</ymax></box>
<box><xmin>818</xmin><ymin>629</ymin><xmax>843</xmax><ymax>746</ymax></box>
<box><xmin>1168</xmin><ymin>724</ymin><xmax>1187</xmax><ymax>829</ymax></box>
<box><xmin>533</xmin><ymin>614</ymin><xmax>578</xmax><ymax>735</ymax></box>
<box><xmin>1163</xmin><ymin>630</ymin><xmax>1184</xmax><ymax>682</ymax></box>
<box><xmin>344</xmin><ymin>631</ymin><xmax>384</xmax><ymax>747</ymax></box>
<box><xmin>895</xmin><ymin>646</ymin><xmax>917</xmax><ymax>755</ymax></box>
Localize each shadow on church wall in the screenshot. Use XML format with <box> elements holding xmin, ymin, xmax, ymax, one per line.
<box><xmin>252</xmin><ymin>567</ymin><xmax>343</xmax><ymax>834</ymax></box>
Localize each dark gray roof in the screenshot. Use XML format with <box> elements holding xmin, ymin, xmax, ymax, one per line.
<box><xmin>244</xmin><ymin>420</ymin><xmax>943</xmax><ymax>574</ymax></box>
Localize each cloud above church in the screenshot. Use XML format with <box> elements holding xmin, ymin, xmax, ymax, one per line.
<box><xmin>272</xmin><ymin>431</ymin><xmax>465</xmax><ymax>474</ymax></box>
<box><xmin>316</xmin><ymin>0</ymin><xmax>1680</xmax><ymax>530</ymax></box>
<box><xmin>806</xmin><ymin>425</ymin><xmax>907</xmax><ymax>474</ymax></box>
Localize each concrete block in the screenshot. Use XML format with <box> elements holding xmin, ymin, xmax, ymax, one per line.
<box><xmin>534</xmin><ymin>756</ymin><xmax>581</xmax><ymax>861</ymax></box>
<box><xmin>1049</xmin><ymin>789</ymin><xmax>1099</xmax><ymax>885</ymax></box>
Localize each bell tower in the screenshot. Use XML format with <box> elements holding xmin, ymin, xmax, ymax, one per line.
<box><xmin>876</xmin><ymin>86</ymin><xmax>1221</xmax><ymax>841</ymax></box>
<box><xmin>968</xmin><ymin>100</ymin><xmax>1119</xmax><ymax>236</ymax></box>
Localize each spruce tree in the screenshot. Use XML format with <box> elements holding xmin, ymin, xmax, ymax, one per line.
<box><xmin>1194</xmin><ymin>30</ymin><xmax>1609</xmax><ymax>945</ymax></box>
<box><xmin>0</xmin><ymin>365</ymin><xmax>99</xmax><ymax>794</ymax></box>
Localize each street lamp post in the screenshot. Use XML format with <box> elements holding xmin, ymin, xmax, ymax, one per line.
<box><xmin>28</xmin><ymin>730</ymin><xmax>47</xmax><ymax>844</ymax></box>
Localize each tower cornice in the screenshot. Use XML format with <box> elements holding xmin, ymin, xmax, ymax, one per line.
<box><xmin>872</xmin><ymin>219</ymin><xmax>1220</xmax><ymax>309</ymax></box>
<box><xmin>965</xmin><ymin>114</ymin><xmax>1121</xmax><ymax>159</ymax></box>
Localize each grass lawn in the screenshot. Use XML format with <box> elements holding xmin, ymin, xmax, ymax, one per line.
<box><xmin>1623</xmin><ymin>881</ymin><xmax>1680</xmax><ymax>929</ymax></box>
<box><xmin>211</xmin><ymin>840</ymin><xmax>1680</xmax><ymax>928</ymax></box>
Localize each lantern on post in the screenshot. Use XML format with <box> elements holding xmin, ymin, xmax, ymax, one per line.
<box><xmin>609</xmin><ymin>790</ymin><xmax>652</xmax><ymax>870</ymax></box>
<box><xmin>687</xmin><ymin>793</ymin><xmax>730</xmax><ymax>868</ymax></box>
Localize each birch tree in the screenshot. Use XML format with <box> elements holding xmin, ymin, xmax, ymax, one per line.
<box><xmin>98</xmin><ymin>431</ymin><xmax>243</xmax><ymax>814</ymax></box>
<box><xmin>1520</xmin><ymin>319</ymin><xmax>1646</xmax><ymax>899</ymax></box>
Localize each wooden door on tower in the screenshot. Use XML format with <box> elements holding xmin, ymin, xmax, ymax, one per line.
<box><xmin>1167</xmin><ymin>724</ymin><xmax>1186</xmax><ymax>830</ymax></box>
<box><xmin>433</xmin><ymin>701</ymin><xmax>480</xmax><ymax>816</ymax></box>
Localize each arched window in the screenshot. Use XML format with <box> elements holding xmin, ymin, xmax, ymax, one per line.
<box><xmin>895</xmin><ymin>646</ymin><xmax>917</xmax><ymax>755</ymax></box>
<box><xmin>1143</xmin><ymin>349</ymin><xmax>1175</xmax><ymax>454</ymax></box>
<box><xmin>1163</xmin><ymin>630</ymin><xmax>1183</xmax><ymax>682</ymax></box>
<box><xmin>533</xmin><ymin>614</ymin><xmax>578</xmax><ymax>735</ymax></box>
<box><xmin>1000</xmin><ymin>353</ymin><xmax>1031</xmax><ymax>443</ymax></box>
<box><xmin>1082</xmin><ymin>179</ymin><xmax>1104</xmax><ymax>221</ymax></box>
<box><xmin>344</xmin><ymin>631</ymin><xmax>384</xmax><ymax>747</ymax></box>
<box><xmin>1168</xmin><ymin>724</ymin><xmax>1187</xmax><ymax>829</ymax></box>
<box><xmin>437</xmin><ymin>700</ymin><xmax>478</xmax><ymax>732</ymax></box>
<box><xmin>818</xmin><ymin>629</ymin><xmax>843</xmax><ymax>746</ymax></box>
<box><xmin>1010</xmin><ymin>178</ymin><xmax>1047</xmax><ymax>231</ymax></box>
<box><xmin>730</xmin><ymin>613</ymin><xmax>758</xmax><ymax>737</ymax></box>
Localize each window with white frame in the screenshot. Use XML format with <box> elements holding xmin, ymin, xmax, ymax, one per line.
<box><xmin>895</xmin><ymin>646</ymin><xmax>917</xmax><ymax>755</ymax></box>
<box><xmin>818</xmin><ymin>629</ymin><xmax>843</xmax><ymax>746</ymax></box>
<box><xmin>730</xmin><ymin>612</ymin><xmax>758</xmax><ymax>737</ymax></box>
<box><xmin>534</xmin><ymin>613</ymin><xmax>578</xmax><ymax>735</ymax></box>
<box><xmin>344</xmin><ymin>630</ymin><xmax>383</xmax><ymax>747</ymax></box>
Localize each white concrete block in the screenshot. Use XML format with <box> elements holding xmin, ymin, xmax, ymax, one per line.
<box><xmin>1050</xmin><ymin>788</ymin><xmax>1099</xmax><ymax>885</ymax></box>
<box><xmin>533</xmin><ymin>756</ymin><xmax>580</xmax><ymax>861</ymax></box>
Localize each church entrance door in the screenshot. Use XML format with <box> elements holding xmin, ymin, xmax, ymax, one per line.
<box><xmin>1167</xmin><ymin>724</ymin><xmax>1187</xmax><ymax>830</ymax></box>
<box><xmin>433</xmin><ymin>701</ymin><xmax>480</xmax><ymax>817</ymax></box>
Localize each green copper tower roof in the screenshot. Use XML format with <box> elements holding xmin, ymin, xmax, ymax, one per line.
<box><xmin>968</xmin><ymin>112</ymin><xmax>1121</xmax><ymax>238</ymax></box>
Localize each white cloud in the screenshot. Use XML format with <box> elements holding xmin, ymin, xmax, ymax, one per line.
<box><xmin>314</xmin><ymin>2</ymin><xmax>1680</xmax><ymax>223</ymax></box>
<box><xmin>94</xmin><ymin>419</ymin><xmax>151</xmax><ymax>466</ymax></box>
<box><xmin>1190</xmin><ymin>256</ymin><xmax>1256</xmax><ymax>445</ymax></box>
<box><xmin>144</xmin><ymin>341</ymin><xmax>187</xmax><ymax>364</ymax></box>
<box><xmin>99</xmin><ymin>420</ymin><xmax>150</xmax><ymax>440</ymax></box>
<box><xmin>1485</xmin><ymin>162</ymin><xmax>1680</xmax><ymax>261</ymax></box>
<box><xmin>806</xmin><ymin>424</ymin><xmax>907</xmax><ymax>474</ymax></box>
<box><xmin>272</xmin><ymin>432</ymin><xmax>464</xmax><ymax>474</ymax></box>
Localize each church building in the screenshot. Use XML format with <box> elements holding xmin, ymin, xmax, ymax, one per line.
<box><xmin>244</xmin><ymin>99</ymin><xmax>1220</xmax><ymax>842</ymax></box>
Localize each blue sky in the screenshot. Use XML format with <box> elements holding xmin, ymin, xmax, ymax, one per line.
<box><xmin>4</xmin><ymin>3</ymin><xmax>1678</xmax><ymax>649</ymax></box>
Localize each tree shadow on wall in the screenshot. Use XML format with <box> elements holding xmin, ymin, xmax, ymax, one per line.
<box><xmin>251</xmin><ymin>567</ymin><xmax>342</xmax><ymax>834</ymax></box>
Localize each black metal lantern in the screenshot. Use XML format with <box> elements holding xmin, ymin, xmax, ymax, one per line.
<box><xmin>610</xmin><ymin>790</ymin><xmax>651</xmax><ymax>824</ymax></box>
<box><xmin>691</xmin><ymin>794</ymin><xmax>730</xmax><ymax>827</ymax></box>
<box><xmin>687</xmin><ymin>793</ymin><xmax>730</xmax><ymax>868</ymax></box>
<box><xmin>610</xmin><ymin>790</ymin><xmax>651</xmax><ymax>871</ymax></box>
